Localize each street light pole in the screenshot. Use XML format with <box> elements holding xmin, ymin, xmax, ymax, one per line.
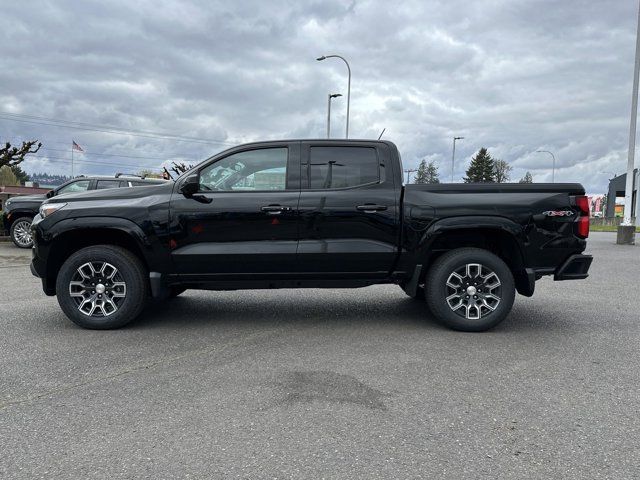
<box><xmin>536</xmin><ymin>150</ymin><xmax>556</xmax><ymax>183</ymax></box>
<box><xmin>622</xmin><ymin>0</ymin><xmax>640</xmax><ymax>231</ymax></box>
<box><xmin>327</xmin><ymin>93</ymin><xmax>342</xmax><ymax>138</ymax></box>
<box><xmin>317</xmin><ymin>55</ymin><xmax>351</xmax><ymax>138</ymax></box>
<box><xmin>451</xmin><ymin>136</ymin><xmax>464</xmax><ymax>182</ymax></box>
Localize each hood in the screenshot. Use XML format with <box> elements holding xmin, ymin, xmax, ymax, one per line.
<box><xmin>6</xmin><ymin>194</ymin><xmax>47</xmax><ymax>203</ymax></box>
<box><xmin>47</xmin><ymin>181</ymin><xmax>174</xmax><ymax>204</ymax></box>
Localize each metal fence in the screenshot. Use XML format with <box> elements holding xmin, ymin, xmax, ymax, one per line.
<box><xmin>590</xmin><ymin>217</ymin><xmax>636</xmax><ymax>226</ymax></box>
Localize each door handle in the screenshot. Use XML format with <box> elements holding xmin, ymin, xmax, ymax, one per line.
<box><xmin>356</xmin><ymin>204</ymin><xmax>388</xmax><ymax>213</ymax></box>
<box><xmin>261</xmin><ymin>205</ymin><xmax>291</xmax><ymax>215</ymax></box>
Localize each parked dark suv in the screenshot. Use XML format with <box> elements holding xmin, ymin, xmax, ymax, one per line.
<box><xmin>3</xmin><ymin>174</ymin><xmax>167</xmax><ymax>248</ymax></box>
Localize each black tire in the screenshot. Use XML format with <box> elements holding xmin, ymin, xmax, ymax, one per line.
<box><xmin>55</xmin><ymin>245</ymin><xmax>148</xmax><ymax>329</ymax></box>
<box><xmin>425</xmin><ymin>248</ymin><xmax>515</xmax><ymax>332</ymax></box>
<box><xmin>10</xmin><ymin>216</ymin><xmax>34</xmax><ymax>248</ymax></box>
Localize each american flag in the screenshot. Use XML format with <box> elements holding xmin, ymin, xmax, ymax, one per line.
<box><xmin>72</xmin><ymin>141</ymin><xmax>84</xmax><ymax>152</ymax></box>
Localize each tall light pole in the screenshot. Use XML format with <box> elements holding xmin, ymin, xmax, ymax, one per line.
<box><xmin>451</xmin><ymin>136</ymin><xmax>464</xmax><ymax>182</ymax></box>
<box><xmin>317</xmin><ymin>55</ymin><xmax>351</xmax><ymax>138</ymax></box>
<box><xmin>620</xmin><ymin>0</ymin><xmax>640</xmax><ymax>240</ymax></box>
<box><xmin>536</xmin><ymin>150</ymin><xmax>556</xmax><ymax>183</ymax></box>
<box><xmin>327</xmin><ymin>93</ymin><xmax>342</xmax><ymax>138</ymax></box>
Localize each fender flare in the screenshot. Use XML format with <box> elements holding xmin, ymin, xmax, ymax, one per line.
<box><xmin>44</xmin><ymin>216</ymin><xmax>158</xmax><ymax>270</ymax></box>
<box><xmin>418</xmin><ymin>215</ymin><xmax>525</xmax><ymax>252</ymax></box>
<box><xmin>414</xmin><ymin>215</ymin><xmax>533</xmax><ymax>296</ymax></box>
<box><xmin>46</xmin><ymin>216</ymin><xmax>151</xmax><ymax>246</ymax></box>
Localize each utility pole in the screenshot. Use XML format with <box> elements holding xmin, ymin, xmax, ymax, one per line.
<box><xmin>451</xmin><ymin>136</ymin><xmax>464</xmax><ymax>182</ymax></box>
<box><xmin>326</xmin><ymin>93</ymin><xmax>342</xmax><ymax>138</ymax></box>
<box><xmin>619</xmin><ymin>0</ymin><xmax>640</xmax><ymax>244</ymax></box>
<box><xmin>404</xmin><ymin>168</ymin><xmax>417</xmax><ymax>184</ymax></box>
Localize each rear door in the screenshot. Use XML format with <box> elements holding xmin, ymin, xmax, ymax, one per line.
<box><xmin>170</xmin><ymin>142</ymin><xmax>301</xmax><ymax>276</ymax></box>
<box><xmin>297</xmin><ymin>142</ymin><xmax>400</xmax><ymax>276</ymax></box>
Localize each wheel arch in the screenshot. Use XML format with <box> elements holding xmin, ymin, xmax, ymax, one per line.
<box><xmin>415</xmin><ymin>216</ymin><xmax>533</xmax><ymax>296</ymax></box>
<box><xmin>6</xmin><ymin>210</ymin><xmax>36</xmax><ymax>229</ymax></box>
<box><xmin>43</xmin><ymin>218</ymin><xmax>156</xmax><ymax>293</ymax></box>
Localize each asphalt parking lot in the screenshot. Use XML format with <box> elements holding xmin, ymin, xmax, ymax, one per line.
<box><xmin>0</xmin><ymin>233</ymin><xmax>638</xmax><ymax>479</ymax></box>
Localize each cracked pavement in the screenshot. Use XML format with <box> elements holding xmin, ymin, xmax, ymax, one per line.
<box><xmin>0</xmin><ymin>235</ymin><xmax>638</xmax><ymax>479</ymax></box>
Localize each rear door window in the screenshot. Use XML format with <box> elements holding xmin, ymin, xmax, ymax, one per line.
<box><xmin>96</xmin><ymin>180</ymin><xmax>123</xmax><ymax>190</ymax></box>
<box><xmin>306</xmin><ymin>146</ymin><xmax>379</xmax><ymax>189</ymax></box>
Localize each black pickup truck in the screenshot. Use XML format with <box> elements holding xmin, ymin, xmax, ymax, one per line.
<box><xmin>3</xmin><ymin>174</ymin><xmax>166</xmax><ymax>248</ymax></box>
<box><xmin>30</xmin><ymin>139</ymin><xmax>592</xmax><ymax>331</ymax></box>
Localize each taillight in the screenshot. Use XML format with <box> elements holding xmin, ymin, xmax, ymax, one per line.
<box><xmin>574</xmin><ymin>195</ymin><xmax>590</xmax><ymax>238</ymax></box>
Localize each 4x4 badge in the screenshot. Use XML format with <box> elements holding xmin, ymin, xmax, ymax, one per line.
<box><xmin>543</xmin><ymin>210</ymin><xmax>574</xmax><ymax>217</ymax></box>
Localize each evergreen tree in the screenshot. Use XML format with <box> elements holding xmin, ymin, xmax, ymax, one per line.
<box><xmin>413</xmin><ymin>159</ymin><xmax>428</xmax><ymax>184</ymax></box>
<box><xmin>11</xmin><ymin>165</ymin><xmax>29</xmax><ymax>184</ymax></box>
<box><xmin>425</xmin><ymin>160</ymin><xmax>440</xmax><ymax>183</ymax></box>
<box><xmin>463</xmin><ymin>148</ymin><xmax>495</xmax><ymax>183</ymax></box>
<box><xmin>493</xmin><ymin>159</ymin><xmax>512</xmax><ymax>183</ymax></box>
<box><xmin>519</xmin><ymin>171</ymin><xmax>533</xmax><ymax>183</ymax></box>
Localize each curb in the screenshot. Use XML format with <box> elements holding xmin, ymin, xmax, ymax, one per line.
<box><xmin>0</xmin><ymin>236</ymin><xmax>11</xmax><ymax>243</ymax></box>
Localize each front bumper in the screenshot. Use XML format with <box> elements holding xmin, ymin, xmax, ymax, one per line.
<box><xmin>1</xmin><ymin>210</ymin><xmax>10</xmax><ymax>235</ymax></box>
<box><xmin>30</xmin><ymin>217</ymin><xmax>56</xmax><ymax>296</ymax></box>
<box><xmin>554</xmin><ymin>254</ymin><xmax>593</xmax><ymax>280</ymax></box>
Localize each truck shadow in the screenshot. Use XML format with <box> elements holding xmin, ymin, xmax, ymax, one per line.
<box><xmin>131</xmin><ymin>288</ymin><xmax>574</xmax><ymax>333</ymax></box>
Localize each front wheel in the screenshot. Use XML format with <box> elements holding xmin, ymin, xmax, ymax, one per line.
<box><xmin>425</xmin><ymin>248</ymin><xmax>515</xmax><ymax>332</ymax></box>
<box><xmin>55</xmin><ymin>245</ymin><xmax>148</xmax><ymax>329</ymax></box>
<box><xmin>10</xmin><ymin>216</ymin><xmax>34</xmax><ymax>248</ymax></box>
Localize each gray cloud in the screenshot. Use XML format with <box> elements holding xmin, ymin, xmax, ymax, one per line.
<box><xmin>0</xmin><ymin>0</ymin><xmax>637</xmax><ymax>191</ymax></box>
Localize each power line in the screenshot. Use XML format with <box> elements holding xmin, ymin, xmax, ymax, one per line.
<box><xmin>0</xmin><ymin>111</ymin><xmax>237</xmax><ymax>146</ymax></box>
<box><xmin>22</xmin><ymin>154</ymin><xmax>167</xmax><ymax>170</ymax></box>
<box><xmin>39</xmin><ymin>146</ymin><xmax>198</xmax><ymax>161</ymax></box>
<box><xmin>5</xmin><ymin>135</ymin><xmax>208</xmax><ymax>160</ymax></box>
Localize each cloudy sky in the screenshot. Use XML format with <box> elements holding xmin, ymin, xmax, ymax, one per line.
<box><xmin>0</xmin><ymin>0</ymin><xmax>637</xmax><ymax>192</ymax></box>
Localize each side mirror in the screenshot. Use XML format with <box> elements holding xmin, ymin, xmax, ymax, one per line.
<box><xmin>179</xmin><ymin>173</ymin><xmax>199</xmax><ymax>198</ymax></box>
<box><xmin>46</xmin><ymin>190</ymin><xmax>55</xmax><ymax>198</ymax></box>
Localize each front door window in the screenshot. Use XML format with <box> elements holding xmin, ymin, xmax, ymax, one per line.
<box><xmin>56</xmin><ymin>180</ymin><xmax>91</xmax><ymax>195</ymax></box>
<box><xmin>199</xmin><ymin>148</ymin><xmax>288</xmax><ymax>192</ymax></box>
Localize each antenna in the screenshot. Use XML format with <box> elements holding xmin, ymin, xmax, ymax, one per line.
<box><xmin>377</xmin><ymin>128</ymin><xmax>386</xmax><ymax>140</ymax></box>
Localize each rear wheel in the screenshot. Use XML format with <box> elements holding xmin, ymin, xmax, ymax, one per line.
<box><xmin>55</xmin><ymin>245</ymin><xmax>148</xmax><ymax>329</ymax></box>
<box><xmin>425</xmin><ymin>248</ymin><xmax>515</xmax><ymax>332</ymax></box>
<box><xmin>10</xmin><ymin>217</ymin><xmax>33</xmax><ymax>248</ymax></box>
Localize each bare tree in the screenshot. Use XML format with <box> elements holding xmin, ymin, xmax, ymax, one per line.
<box><xmin>163</xmin><ymin>161</ymin><xmax>194</xmax><ymax>180</ymax></box>
<box><xmin>0</xmin><ymin>140</ymin><xmax>42</xmax><ymax>169</ymax></box>
<box><xmin>493</xmin><ymin>159</ymin><xmax>513</xmax><ymax>183</ymax></box>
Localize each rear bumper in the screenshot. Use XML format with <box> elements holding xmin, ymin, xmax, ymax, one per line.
<box><xmin>554</xmin><ymin>254</ymin><xmax>593</xmax><ymax>280</ymax></box>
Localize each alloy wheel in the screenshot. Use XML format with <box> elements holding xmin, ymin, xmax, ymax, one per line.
<box><xmin>445</xmin><ymin>263</ymin><xmax>502</xmax><ymax>320</ymax></box>
<box><xmin>68</xmin><ymin>262</ymin><xmax>127</xmax><ymax>317</ymax></box>
<box><xmin>13</xmin><ymin>220</ymin><xmax>33</xmax><ymax>247</ymax></box>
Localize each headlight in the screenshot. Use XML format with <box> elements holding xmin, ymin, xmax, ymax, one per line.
<box><xmin>39</xmin><ymin>202</ymin><xmax>67</xmax><ymax>218</ymax></box>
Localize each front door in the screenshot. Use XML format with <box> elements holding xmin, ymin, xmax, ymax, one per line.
<box><xmin>296</xmin><ymin>142</ymin><xmax>400</xmax><ymax>276</ymax></box>
<box><xmin>170</xmin><ymin>143</ymin><xmax>301</xmax><ymax>276</ymax></box>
